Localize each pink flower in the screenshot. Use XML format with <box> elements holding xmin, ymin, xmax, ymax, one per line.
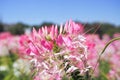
<box><xmin>64</xmin><ymin>19</ymin><xmax>84</xmax><ymax>35</ymax></box>
<box><xmin>56</xmin><ymin>35</ymin><xmax>64</xmax><ymax>46</ymax></box>
<box><xmin>34</xmin><ymin>76</ymin><xmax>41</xmax><ymax>80</ymax></box>
<box><xmin>40</xmin><ymin>39</ymin><xmax>53</xmax><ymax>51</ymax></box>
<box><xmin>19</xmin><ymin>20</ymin><xmax>92</xmax><ymax>79</ymax></box>
<box><xmin>0</xmin><ymin>32</ymin><xmax>12</xmax><ymax>39</ymax></box>
<box><xmin>63</xmin><ymin>36</ymin><xmax>72</xmax><ymax>47</ymax></box>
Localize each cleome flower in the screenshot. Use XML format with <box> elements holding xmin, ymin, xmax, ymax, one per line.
<box><xmin>19</xmin><ymin>20</ymin><xmax>91</xmax><ymax>80</ymax></box>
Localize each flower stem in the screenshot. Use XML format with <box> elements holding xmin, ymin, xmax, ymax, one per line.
<box><xmin>91</xmin><ymin>37</ymin><xmax>120</xmax><ymax>77</ymax></box>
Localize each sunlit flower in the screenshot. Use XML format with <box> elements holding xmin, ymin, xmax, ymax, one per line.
<box><xmin>20</xmin><ymin>20</ymin><xmax>90</xmax><ymax>80</ymax></box>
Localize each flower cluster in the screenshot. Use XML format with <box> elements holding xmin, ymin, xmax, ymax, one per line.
<box><xmin>19</xmin><ymin>20</ymin><xmax>91</xmax><ymax>80</ymax></box>
<box><xmin>0</xmin><ymin>32</ymin><xmax>20</xmax><ymax>56</ymax></box>
<box><xmin>1</xmin><ymin>20</ymin><xmax>120</xmax><ymax>80</ymax></box>
<box><xmin>86</xmin><ymin>34</ymin><xmax>120</xmax><ymax>79</ymax></box>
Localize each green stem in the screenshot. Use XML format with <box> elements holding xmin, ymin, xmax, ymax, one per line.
<box><xmin>91</xmin><ymin>37</ymin><xmax>120</xmax><ymax>77</ymax></box>
<box><xmin>100</xmin><ymin>37</ymin><xmax>120</xmax><ymax>55</ymax></box>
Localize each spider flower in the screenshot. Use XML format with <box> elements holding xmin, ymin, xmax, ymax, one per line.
<box><xmin>19</xmin><ymin>20</ymin><xmax>91</xmax><ymax>80</ymax></box>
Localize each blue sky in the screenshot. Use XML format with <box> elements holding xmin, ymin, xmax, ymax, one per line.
<box><xmin>1</xmin><ymin>0</ymin><xmax>120</xmax><ymax>25</ymax></box>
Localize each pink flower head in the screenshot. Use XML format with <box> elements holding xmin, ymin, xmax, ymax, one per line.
<box><xmin>19</xmin><ymin>20</ymin><xmax>91</xmax><ymax>79</ymax></box>
<box><xmin>0</xmin><ymin>32</ymin><xmax>12</xmax><ymax>40</ymax></box>
<box><xmin>64</xmin><ymin>19</ymin><xmax>84</xmax><ymax>35</ymax></box>
<box><xmin>113</xmin><ymin>33</ymin><xmax>120</xmax><ymax>38</ymax></box>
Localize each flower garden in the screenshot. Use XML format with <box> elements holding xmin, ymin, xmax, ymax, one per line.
<box><xmin>0</xmin><ymin>20</ymin><xmax>120</xmax><ymax>80</ymax></box>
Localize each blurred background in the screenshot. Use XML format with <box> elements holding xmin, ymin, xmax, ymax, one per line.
<box><xmin>0</xmin><ymin>0</ymin><xmax>120</xmax><ymax>80</ymax></box>
<box><xmin>0</xmin><ymin>0</ymin><xmax>120</xmax><ymax>36</ymax></box>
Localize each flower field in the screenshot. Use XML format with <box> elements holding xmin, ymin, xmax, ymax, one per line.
<box><xmin>0</xmin><ymin>20</ymin><xmax>120</xmax><ymax>80</ymax></box>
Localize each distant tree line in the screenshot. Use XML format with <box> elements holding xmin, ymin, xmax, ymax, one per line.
<box><xmin>0</xmin><ymin>22</ymin><xmax>4</xmax><ymax>32</ymax></box>
<box><xmin>0</xmin><ymin>22</ymin><xmax>29</xmax><ymax>35</ymax></box>
<box><xmin>83</xmin><ymin>22</ymin><xmax>120</xmax><ymax>37</ymax></box>
<box><xmin>8</xmin><ymin>23</ymin><xmax>29</xmax><ymax>35</ymax></box>
<box><xmin>0</xmin><ymin>21</ymin><xmax>120</xmax><ymax>38</ymax></box>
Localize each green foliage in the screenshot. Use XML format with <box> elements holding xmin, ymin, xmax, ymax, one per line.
<box><xmin>0</xmin><ymin>53</ymin><xmax>31</xmax><ymax>80</ymax></box>
<box><xmin>62</xmin><ymin>69</ymin><xmax>92</xmax><ymax>80</ymax></box>
<box><xmin>71</xmin><ymin>70</ymin><xmax>84</xmax><ymax>80</ymax></box>
<box><xmin>0</xmin><ymin>23</ymin><xmax>4</xmax><ymax>32</ymax></box>
<box><xmin>100</xmin><ymin>23</ymin><xmax>116</xmax><ymax>37</ymax></box>
<box><xmin>100</xmin><ymin>60</ymin><xmax>110</xmax><ymax>74</ymax></box>
<box><xmin>53</xmin><ymin>42</ymin><xmax>61</xmax><ymax>53</ymax></box>
<box><xmin>84</xmin><ymin>22</ymin><xmax>120</xmax><ymax>37</ymax></box>
<box><xmin>3</xmin><ymin>21</ymin><xmax>120</xmax><ymax>37</ymax></box>
<box><xmin>8</xmin><ymin>23</ymin><xmax>29</xmax><ymax>35</ymax></box>
<box><xmin>32</xmin><ymin>22</ymin><xmax>55</xmax><ymax>31</ymax></box>
<box><xmin>91</xmin><ymin>60</ymin><xmax>110</xmax><ymax>80</ymax></box>
<box><xmin>40</xmin><ymin>22</ymin><xmax>55</xmax><ymax>27</ymax></box>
